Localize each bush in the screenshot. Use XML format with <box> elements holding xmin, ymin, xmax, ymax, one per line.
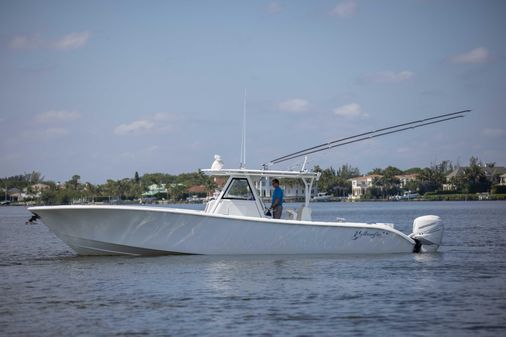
<box><xmin>491</xmin><ymin>185</ymin><xmax>506</xmax><ymax>194</ymax></box>
<box><xmin>424</xmin><ymin>190</ymin><xmax>455</xmax><ymax>196</ymax></box>
<box><xmin>422</xmin><ymin>193</ymin><xmax>479</xmax><ymax>201</ymax></box>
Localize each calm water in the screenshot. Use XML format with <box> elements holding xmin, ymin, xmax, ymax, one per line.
<box><xmin>1</xmin><ymin>202</ymin><xmax>506</xmax><ymax>337</ymax></box>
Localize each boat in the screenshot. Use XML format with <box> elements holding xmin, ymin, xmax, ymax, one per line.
<box><xmin>28</xmin><ymin>157</ymin><xmax>443</xmax><ymax>256</ymax></box>
<box><xmin>312</xmin><ymin>192</ymin><xmax>332</xmax><ymax>202</ymax></box>
<box><xmin>391</xmin><ymin>192</ymin><xmax>420</xmax><ymax>201</ymax></box>
<box><xmin>28</xmin><ymin>110</ymin><xmax>470</xmax><ymax>256</ymax></box>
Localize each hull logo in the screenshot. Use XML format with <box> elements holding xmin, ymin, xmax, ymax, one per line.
<box><xmin>352</xmin><ymin>230</ymin><xmax>389</xmax><ymax>240</ymax></box>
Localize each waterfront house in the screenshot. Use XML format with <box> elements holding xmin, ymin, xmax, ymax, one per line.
<box><xmin>186</xmin><ymin>185</ymin><xmax>207</xmax><ymax>202</ymax></box>
<box><xmin>187</xmin><ymin>185</ymin><xmax>208</xmax><ymax>200</ymax></box>
<box><xmin>444</xmin><ymin>165</ymin><xmax>506</xmax><ymax>191</ymax></box>
<box><xmin>395</xmin><ymin>174</ymin><xmax>418</xmax><ymax>189</ymax></box>
<box><xmin>349</xmin><ymin>175</ymin><xmax>382</xmax><ymax>200</ymax></box>
<box><xmin>187</xmin><ymin>185</ymin><xmax>207</xmax><ymax>194</ymax></box>
<box><xmin>31</xmin><ymin>183</ymin><xmax>50</xmax><ymax>192</ymax></box>
<box><xmin>483</xmin><ymin>166</ymin><xmax>506</xmax><ymax>184</ymax></box>
<box><xmin>142</xmin><ymin>184</ymin><xmax>168</xmax><ymax>197</ymax></box>
<box><xmin>443</xmin><ymin>167</ymin><xmax>465</xmax><ymax>191</ymax></box>
<box><xmin>7</xmin><ymin>188</ymin><xmax>22</xmax><ymax>202</ymax></box>
<box><xmin>499</xmin><ymin>173</ymin><xmax>506</xmax><ymax>186</ymax></box>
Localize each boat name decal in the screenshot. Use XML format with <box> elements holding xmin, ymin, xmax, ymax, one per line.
<box><xmin>352</xmin><ymin>230</ymin><xmax>389</xmax><ymax>240</ymax></box>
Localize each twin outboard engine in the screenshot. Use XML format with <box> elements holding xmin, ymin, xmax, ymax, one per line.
<box><xmin>410</xmin><ymin>215</ymin><xmax>444</xmax><ymax>253</ymax></box>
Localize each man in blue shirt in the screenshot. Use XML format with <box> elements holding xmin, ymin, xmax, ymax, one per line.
<box><xmin>271</xmin><ymin>179</ymin><xmax>284</xmax><ymax>219</ymax></box>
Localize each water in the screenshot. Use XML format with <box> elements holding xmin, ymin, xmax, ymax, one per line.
<box><xmin>1</xmin><ymin>202</ymin><xmax>506</xmax><ymax>336</ymax></box>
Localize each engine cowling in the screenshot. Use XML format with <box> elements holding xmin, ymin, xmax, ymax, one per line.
<box><xmin>410</xmin><ymin>215</ymin><xmax>444</xmax><ymax>253</ymax></box>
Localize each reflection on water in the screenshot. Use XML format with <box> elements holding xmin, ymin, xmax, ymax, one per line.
<box><xmin>1</xmin><ymin>202</ymin><xmax>506</xmax><ymax>336</ymax></box>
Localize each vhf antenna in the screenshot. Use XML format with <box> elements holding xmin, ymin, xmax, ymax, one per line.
<box><xmin>240</xmin><ymin>88</ymin><xmax>247</xmax><ymax>169</ymax></box>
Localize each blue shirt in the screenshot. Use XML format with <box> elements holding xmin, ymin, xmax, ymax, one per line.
<box><xmin>272</xmin><ymin>186</ymin><xmax>284</xmax><ymax>207</ymax></box>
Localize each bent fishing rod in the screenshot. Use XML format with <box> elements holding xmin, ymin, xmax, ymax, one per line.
<box><xmin>265</xmin><ymin>109</ymin><xmax>470</xmax><ymax>167</ymax></box>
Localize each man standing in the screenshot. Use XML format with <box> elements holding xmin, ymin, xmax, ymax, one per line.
<box><xmin>271</xmin><ymin>179</ymin><xmax>284</xmax><ymax>219</ymax></box>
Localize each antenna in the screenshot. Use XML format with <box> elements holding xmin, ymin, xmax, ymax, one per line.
<box><xmin>240</xmin><ymin>88</ymin><xmax>247</xmax><ymax>169</ymax></box>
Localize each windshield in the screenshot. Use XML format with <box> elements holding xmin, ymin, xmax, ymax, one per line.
<box><xmin>223</xmin><ymin>178</ymin><xmax>255</xmax><ymax>200</ymax></box>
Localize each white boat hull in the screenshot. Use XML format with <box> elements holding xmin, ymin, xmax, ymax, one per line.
<box><xmin>29</xmin><ymin>205</ymin><xmax>418</xmax><ymax>256</ymax></box>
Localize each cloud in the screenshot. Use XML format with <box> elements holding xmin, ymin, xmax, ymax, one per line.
<box><xmin>114</xmin><ymin>112</ymin><xmax>183</xmax><ymax>136</ymax></box>
<box><xmin>278</xmin><ymin>99</ymin><xmax>310</xmax><ymax>113</ymax></box>
<box><xmin>114</xmin><ymin>120</ymin><xmax>155</xmax><ymax>135</ymax></box>
<box><xmin>482</xmin><ymin>128</ymin><xmax>505</xmax><ymax>137</ymax></box>
<box><xmin>52</xmin><ymin>32</ymin><xmax>91</xmax><ymax>50</ymax></box>
<box><xmin>333</xmin><ymin>103</ymin><xmax>367</xmax><ymax>118</ymax></box>
<box><xmin>35</xmin><ymin>110</ymin><xmax>81</xmax><ymax>123</ymax></box>
<box><xmin>330</xmin><ymin>1</ymin><xmax>356</xmax><ymax>17</ymax></box>
<box><xmin>360</xmin><ymin>70</ymin><xmax>414</xmax><ymax>84</ymax></box>
<box><xmin>450</xmin><ymin>47</ymin><xmax>491</xmax><ymax>64</ymax></box>
<box><xmin>21</xmin><ymin>127</ymin><xmax>69</xmax><ymax>140</ymax></box>
<box><xmin>8</xmin><ymin>33</ymin><xmax>43</xmax><ymax>50</ymax></box>
<box><xmin>9</xmin><ymin>31</ymin><xmax>91</xmax><ymax>51</ymax></box>
<box><xmin>267</xmin><ymin>2</ymin><xmax>282</xmax><ymax>14</ymax></box>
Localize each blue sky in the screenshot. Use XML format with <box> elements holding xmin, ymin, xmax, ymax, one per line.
<box><xmin>1</xmin><ymin>0</ymin><xmax>505</xmax><ymax>183</ymax></box>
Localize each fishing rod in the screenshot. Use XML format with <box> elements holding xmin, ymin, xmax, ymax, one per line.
<box><xmin>269</xmin><ymin>109</ymin><xmax>469</xmax><ymax>164</ymax></box>
<box><xmin>265</xmin><ymin>109</ymin><xmax>470</xmax><ymax>167</ymax></box>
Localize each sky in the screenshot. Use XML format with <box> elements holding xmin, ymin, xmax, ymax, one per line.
<box><xmin>1</xmin><ymin>0</ymin><xmax>505</xmax><ymax>183</ymax></box>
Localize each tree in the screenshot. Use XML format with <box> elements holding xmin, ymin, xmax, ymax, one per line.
<box><xmin>204</xmin><ymin>178</ymin><xmax>217</xmax><ymax>195</ymax></box>
<box><xmin>131</xmin><ymin>172</ymin><xmax>143</xmax><ymax>200</ymax></box>
<box><xmin>403</xmin><ymin>179</ymin><xmax>419</xmax><ymax>193</ymax></box>
<box><xmin>336</xmin><ymin>164</ymin><xmax>360</xmax><ymax>179</ymax></box>
<box><xmin>368</xmin><ymin>168</ymin><xmax>383</xmax><ymax>175</ymax></box>
<box><xmin>417</xmin><ymin>163</ymin><xmax>447</xmax><ymax>194</ymax></box>
<box><xmin>449</xmin><ymin>173</ymin><xmax>466</xmax><ymax>193</ymax></box>
<box><xmin>365</xmin><ymin>177</ymin><xmax>383</xmax><ymax>199</ymax></box>
<box><xmin>383</xmin><ymin>166</ymin><xmax>403</xmax><ymax>177</ymax></box>
<box><xmin>404</xmin><ymin>167</ymin><xmax>423</xmax><ymax>175</ymax></box>
<box><xmin>67</xmin><ymin>175</ymin><xmax>81</xmax><ymax>190</ymax></box>
<box><xmin>170</xmin><ymin>184</ymin><xmax>187</xmax><ymax>202</ymax></box>
<box><xmin>464</xmin><ymin>156</ymin><xmax>489</xmax><ymax>193</ymax></box>
<box><xmin>312</xmin><ymin>164</ymin><xmax>358</xmax><ymax>197</ymax></box>
<box><xmin>25</xmin><ymin>171</ymin><xmax>43</xmax><ymax>184</ymax></box>
<box><xmin>334</xmin><ymin>164</ymin><xmax>359</xmax><ymax>196</ymax></box>
<box><xmin>317</xmin><ymin>167</ymin><xmax>336</xmax><ymax>193</ymax></box>
<box><xmin>102</xmin><ymin>179</ymin><xmax>119</xmax><ymax>199</ymax></box>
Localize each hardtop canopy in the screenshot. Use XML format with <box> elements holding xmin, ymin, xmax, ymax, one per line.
<box><xmin>202</xmin><ymin>168</ymin><xmax>320</xmax><ymax>180</ymax></box>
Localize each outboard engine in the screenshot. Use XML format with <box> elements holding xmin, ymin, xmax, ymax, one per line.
<box><xmin>410</xmin><ymin>215</ymin><xmax>444</xmax><ymax>253</ymax></box>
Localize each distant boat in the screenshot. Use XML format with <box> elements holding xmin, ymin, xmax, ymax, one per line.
<box><xmin>312</xmin><ymin>192</ymin><xmax>332</xmax><ymax>202</ymax></box>
<box><xmin>392</xmin><ymin>192</ymin><xmax>420</xmax><ymax>201</ymax></box>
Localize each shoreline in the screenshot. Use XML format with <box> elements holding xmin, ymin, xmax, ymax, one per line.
<box><xmin>4</xmin><ymin>196</ymin><xmax>506</xmax><ymax>207</ymax></box>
